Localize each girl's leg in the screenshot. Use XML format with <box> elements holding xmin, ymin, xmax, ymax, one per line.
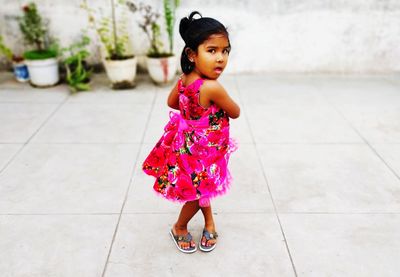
<box><xmin>173</xmin><ymin>200</ymin><xmax>200</xmax><ymax>249</ymax></box>
<box><xmin>200</xmin><ymin>204</ymin><xmax>217</xmax><ymax>247</ymax></box>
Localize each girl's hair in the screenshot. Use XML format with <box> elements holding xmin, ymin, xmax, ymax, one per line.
<box><xmin>179</xmin><ymin>11</ymin><xmax>230</xmax><ymax>74</ymax></box>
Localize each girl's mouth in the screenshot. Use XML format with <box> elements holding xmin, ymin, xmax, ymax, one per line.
<box><xmin>214</xmin><ymin>67</ymin><xmax>223</xmax><ymax>74</ymax></box>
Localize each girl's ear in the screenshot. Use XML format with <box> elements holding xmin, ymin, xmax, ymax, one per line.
<box><xmin>185</xmin><ymin>47</ymin><xmax>196</xmax><ymax>62</ymax></box>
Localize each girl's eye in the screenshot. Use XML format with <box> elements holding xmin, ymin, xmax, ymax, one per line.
<box><xmin>208</xmin><ymin>49</ymin><xmax>216</xmax><ymax>54</ymax></box>
<box><xmin>223</xmin><ymin>49</ymin><xmax>230</xmax><ymax>54</ymax></box>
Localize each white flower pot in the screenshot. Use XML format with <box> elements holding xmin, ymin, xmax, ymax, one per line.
<box><xmin>146</xmin><ymin>55</ymin><xmax>178</xmax><ymax>85</ymax></box>
<box><xmin>25</xmin><ymin>58</ymin><xmax>59</xmax><ymax>87</ymax></box>
<box><xmin>103</xmin><ymin>56</ymin><xmax>137</xmax><ymax>89</ymax></box>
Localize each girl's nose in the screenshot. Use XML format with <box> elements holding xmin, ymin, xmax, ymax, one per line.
<box><xmin>216</xmin><ymin>54</ymin><xmax>224</xmax><ymax>62</ymax></box>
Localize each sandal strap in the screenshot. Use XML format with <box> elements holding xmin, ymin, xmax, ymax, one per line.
<box><xmin>203</xmin><ymin>229</ymin><xmax>218</xmax><ymax>240</ymax></box>
<box><xmin>174</xmin><ymin>231</ymin><xmax>193</xmax><ymax>243</ymax></box>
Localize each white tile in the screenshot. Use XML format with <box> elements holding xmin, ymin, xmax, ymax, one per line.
<box><xmin>154</xmin><ymin>86</ymin><xmax>171</xmax><ymax>106</ymax></box>
<box><xmin>280</xmin><ymin>214</ymin><xmax>400</xmax><ymax>277</ymax></box>
<box><xmin>0</xmin><ymin>214</ymin><xmax>118</xmax><ymax>277</ymax></box>
<box><xmin>384</xmin><ymin>74</ymin><xmax>400</xmax><ymax>87</ymax></box>
<box><xmin>31</xmin><ymin>103</ymin><xmax>151</xmax><ymax>143</ymax></box>
<box><xmin>220</xmin><ymin>77</ymin><xmax>240</xmax><ymax>102</ymax></box>
<box><xmin>214</xmin><ymin>144</ymin><xmax>275</xmax><ymax>212</ymax></box>
<box><xmin>106</xmin><ymin>213</ymin><xmax>294</xmax><ymax>277</ymax></box>
<box><xmin>336</xmin><ymin>105</ymin><xmax>400</xmax><ymax>143</ymax></box>
<box><xmin>0</xmin><ymin>144</ymin><xmax>139</xmax><ymax>213</ymax></box>
<box><xmin>258</xmin><ymin>144</ymin><xmax>400</xmax><ymax>212</ymax></box>
<box><xmin>319</xmin><ymin>76</ymin><xmax>400</xmax><ymax>109</ymax></box>
<box><xmin>66</xmin><ymin>89</ymin><xmax>155</xmax><ymax>105</ymax></box>
<box><xmin>0</xmin><ymin>144</ymin><xmax>22</xmax><ymax>171</ymax></box>
<box><xmin>230</xmin><ymin>112</ymin><xmax>253</xmax><ymax>143</ymax></box>
<box><xmin>66</xmin><ymin>74</ymin><xmax>156</xmax><ymax>105</ymax></box>
<box><xmin>236</xmin><ymin>74</ymin><xmax>276</xmax><ymax>84</ymax></box>
<box><xmin>0</xmin><ymin>73</ymin><xmax>68</xmax><ymax>98</ymax></box>
<box><xmin>246</xmin><ymin>104</ymin><xmax>362</xmax><ymax>143</ymax></box>
<box><xmin>124</xmin><ymin>144</ymin><xmax>181</xmax><ymax>213</ymax></box>
<box><xmin>0</xmin><ymin>85</ymin><xmax>69</xmax><ymax>103</ymax></box>
<box><xmin>315</xmin><ymin>76</ymin><xmax>400</xmax><ymax>143</ymax></box>
<box><xmin>143</xmin><ymin>104</ymin><xmax>176</xmax><ymax>144</ymax></box>
<box><xmin>373</xmin><ymin>144</ymin><xmax>400</xmax><ymax>177</ymax></box>
<box><xmin>238</xmin><ymin>76</ymin><xmax>326</xmax><ymax>106</ymax></box>
<box><xmin>0</xmin><ymin>103</ymin><xmax>59</xmax><ymax>143</ymax></box>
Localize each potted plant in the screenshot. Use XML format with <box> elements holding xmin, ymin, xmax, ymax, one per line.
<box><xmin>19</xmin><ymin>2</ymin><xmax>59</xmax><ymax>87</ymax></box>
<box><xmin>82</xmin><ymin>0</ymin><xmax>137</xmax><ymax>89</ymax></box>
<box><xmin>0</xmin><ymin>35</ymin><xmax>29</xmax><ymax>82</ymax></box>
<box><xmin>60</xmin><ymin>35</ymin><xmax>92</xmax><ymax>93</ymax></box>
<box><xmin>127</xmin><ymin>0</ymin><xmax>179</xmax><ymax>85</ymax></box>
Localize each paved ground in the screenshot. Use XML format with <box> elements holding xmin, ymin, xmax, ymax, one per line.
<box><xmin>0</xmin><ymin>71</ymin><xmax>400</xmax><ymax>277</ymax></box>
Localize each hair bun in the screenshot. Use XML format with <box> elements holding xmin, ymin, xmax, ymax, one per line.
<box><xmin>179</xmin><ymin>11</ymin><xmax>202</xmax><ymax>42</ymax></box>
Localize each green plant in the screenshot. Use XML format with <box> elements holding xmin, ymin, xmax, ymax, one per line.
<box><xmin>0</xmin><ymin>35</ymin><xmax>13</xmax><ymax>61</ymax></box>
<box><xmin>0</xmin><ymin>35</ymin><xmax>24</xmax><ymax>62</ymax></box>
<box><xmin>23</xmin><ymin>49</ymin><xmax>57</xmax><ymax>60</ymax></box>
<box><xmin>127</xmin><ymin>1</ymin><xmax>171</xmax><ymax>58</ymax></box>
<box><xmin>82</xmin><ymin>0</ymin><xmax>131</xmax><ymax>60</ymax></box>
<box><xmin>19</xmin><ymin>2</ymin><xmax>58</xmax><ymax>59</ymax></box>
<box><xmin>61</xmin><ymin>35</ymin><xmax>92</xmax><ymax>92</ymax></box>
<box><xmin>163</xmin><ymin>0</ymin><xmax>180</xmax><ymax>54</ymax></box>
<box><xmin>148</xmin><ymin>21</ymin><xmax>164</xmax><ymax>57</ymax></box>
<box><xmin>19</xmin><ymin>3</ymin><xmax>46</xmax><ymax>51</ymax></box>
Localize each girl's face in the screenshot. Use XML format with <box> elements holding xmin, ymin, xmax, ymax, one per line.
<box><xmin>190</xmin><ymin>34</ymin><xmax>231</xmax><ymax>80</ymax></box>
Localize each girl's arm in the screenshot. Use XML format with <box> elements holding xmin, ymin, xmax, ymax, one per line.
<box><xmin>167</xmin><ymin>81</ymin><xmax>180</xmax><ymax>110</ymax></box>
<box><xmin>201</xmin><ymin>80</ymin><xmax>240</xmax><ymax>119</ymax></box>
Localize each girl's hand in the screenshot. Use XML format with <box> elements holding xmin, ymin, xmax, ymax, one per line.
<box><xmin>201</xmin><ymin>80</ymin><xmax>240</xmax><ymax>119</ymax></box>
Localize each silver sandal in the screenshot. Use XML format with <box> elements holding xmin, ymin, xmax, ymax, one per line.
<box><xmin>199</xmin><ymin>229</ymin><xmax>218</xmax><ymax>252</ymax></box>
<box><xmin>169</xmin><ymin>229</ymin><xmax>197</xmax><ymax>254</ymax></box>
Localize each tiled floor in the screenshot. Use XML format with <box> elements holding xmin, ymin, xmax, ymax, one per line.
<box><xmin>1</xmin><ymin>72</ymin><xmax>400</xmax><ymax>276</ymax></box>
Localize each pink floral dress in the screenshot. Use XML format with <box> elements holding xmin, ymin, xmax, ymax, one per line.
<box><xmin>142</xmin><ymin>77</ymin><xmax>237</xmax><ymax>207</ymax></box>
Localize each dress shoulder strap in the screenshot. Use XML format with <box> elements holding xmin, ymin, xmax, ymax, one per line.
<box><xmin>179</xmin><ymin>76</ymin><xmax>204</xmax><ymax>94</ymax></box>
<box><xmin>190</xmin><ymin>78</ymin><xmax>204</xmax><ymax>93</ymax></box>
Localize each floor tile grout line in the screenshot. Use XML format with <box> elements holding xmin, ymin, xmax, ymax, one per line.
<box><xmin>120</xmin><ymin>211</ymin><xmax>400</xmax><ymax>215</ymax></box>
<box><xmin>256</xmin><ymin>142</ymin><xmax>369</xmax><ymax>145</ymax></box>
<box><xmin>0</xmin><ymin>95</ymin><xmax>70</xmax><ymax>175</ymax></box>
<box><xmin>101</xmin><ymin>87</ymin><xmax>157</xmax><ymax>277</ymax></box>
<box><xmin>318</xmin><ymin>86</ymin><xmax>400</xmax><ymax>182</ymax></box>
<box><xmin>6</xmin><ymin>141</ymin><xmax>389</xmax><ymax>146</ymax></box>
<box><xmin>0</xmin><ymin>213</ymin><xmax>121</xmax><ymax>216</ymax></box>
<box><xmin>234</xmin><ymin>77</ymin><xmax>298</xmax><ymax>277</ymax></box>
<box><xmin>5</xmin><ymin>141</ymin><xmax>400</xmax><ymax>146</ymax></box>
<box><xmin>12</xmin><ymin>142</ymin><xmax>145</xmax><ymax>145</ymax></box>
<box><xmin>0</xmin><ymin>101</ymin><xmax>66</xmax><ymax>104</ymax></box>
<box><xmin>3</xmin><ymin>211</ymin><xmax>400</xmax><ymax>216</ymax></box>
<box><xmin>255</xmin><ymin>146</ymin><xmax>298</xmax><ymax>277</ymax></box>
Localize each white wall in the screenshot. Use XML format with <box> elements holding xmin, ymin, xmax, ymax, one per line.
<box><xmin>1</xmin><ymin>0</ymin><xmax>400</xmax><ymax>73</ymax></box>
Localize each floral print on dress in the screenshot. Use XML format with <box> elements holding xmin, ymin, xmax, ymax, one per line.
<box><xmin>142</xmin><ymin>78</ymin><xmax>237</xmax><ymax>207</ymax></box>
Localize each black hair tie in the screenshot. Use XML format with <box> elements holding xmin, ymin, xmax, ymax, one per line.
<box><xmin>188</xmin><ymin>11</ymin><xmax>202</xmax><ymax>21</ymax></box>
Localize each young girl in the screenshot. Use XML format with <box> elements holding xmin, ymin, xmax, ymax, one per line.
<box><xmin>142</xmin><ymin>11</ymin><xmax>240</xmax><ymax>253</ymax></box>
